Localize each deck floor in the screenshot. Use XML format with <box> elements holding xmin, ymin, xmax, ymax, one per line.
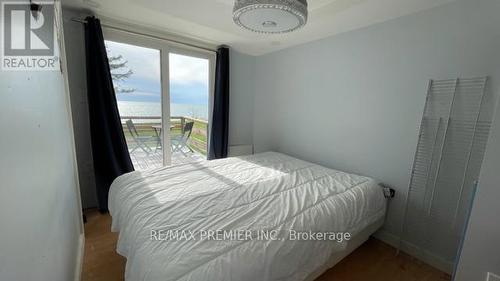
<box><xmin>129</xmin><ymin>149</ymin><xmax>206</xmax><ymax>170</ymax></box>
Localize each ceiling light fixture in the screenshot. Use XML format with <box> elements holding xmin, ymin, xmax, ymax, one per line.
<box><xmin>233</xmin><ymin>0</ymin><xmax>308</xmax><ymax>34</ymax></box>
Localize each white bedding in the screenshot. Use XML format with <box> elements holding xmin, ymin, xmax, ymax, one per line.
<box><xmin>109</xmin><ymin>152</ymin><xmax>386</xmax><ymax>281</ymax></box>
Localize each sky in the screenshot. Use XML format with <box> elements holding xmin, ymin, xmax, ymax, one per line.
<box><xmin>105</xmin><ymin>40</ymin><xmax>209</xmax><ymax>105</ymax></box>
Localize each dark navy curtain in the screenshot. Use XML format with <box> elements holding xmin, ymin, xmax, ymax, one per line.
<box><xmin>208</xmin><ymin>47</ymin><xmax>230</xmax><ymax>160</ymax></box>
<box><xmin>84</xmin><ymin>16</ymin><xmax>134</xmax><ymax>212</ymax></box>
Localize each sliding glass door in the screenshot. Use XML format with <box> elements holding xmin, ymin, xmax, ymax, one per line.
<box><xmin>169</xmin><ymin>52</ymin><xmax>211</xmax><ymax>164</ymax></box>
<box><xmin>104</xmin><ymin>29</ymin><xmax>215</xmax><ymax>170</ymax></box>
<box><xmin>104</xmin><ymin>39</ymin><xmax>164</xmax><ymax>170</ymax></box>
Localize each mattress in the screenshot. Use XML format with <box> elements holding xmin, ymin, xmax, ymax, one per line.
<box><xmin>108</xmin><ymin>152</ymin><xmax>386</xmax><ymax>281</ymax></box>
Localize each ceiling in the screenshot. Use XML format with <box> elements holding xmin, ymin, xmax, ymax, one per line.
<box><xmin>62</xmin><ymin>0</ymin><xmax>455</xmax><ymax>55</ymax></box>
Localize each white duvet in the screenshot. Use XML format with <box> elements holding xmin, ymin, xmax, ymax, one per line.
<box><xmin>109</xmin><ymin>152</ymin><xmax>386</xmax><ymax>281</ymax></box>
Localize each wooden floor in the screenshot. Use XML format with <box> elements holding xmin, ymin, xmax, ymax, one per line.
<box><xmin>82</xmin><ymin>210</ymin><xmax>450</xmax><ymax>281</ymax></box>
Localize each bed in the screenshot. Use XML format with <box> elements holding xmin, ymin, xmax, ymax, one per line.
<box><xmin>109</xmin><ymin>152</ymin><xmax>387</xmax><ymax>281</ymax></box>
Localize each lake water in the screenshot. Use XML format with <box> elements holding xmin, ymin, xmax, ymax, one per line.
<box><xmin>118</xmin><ymin>101</ymin><xmax>208</xmax><ymax>121</ymax></box>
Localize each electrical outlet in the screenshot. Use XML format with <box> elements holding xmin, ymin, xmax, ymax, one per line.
<box><xmin>487</xmin><ymin>272</ymin><xmax>500</xmax><ymax>281</ymax></box>
<box><xmin>380</xmin><ymin>184</ymin><xmax>395</xmax><ymax>199</ymax></box>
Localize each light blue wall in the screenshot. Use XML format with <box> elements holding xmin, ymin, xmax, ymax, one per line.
<box><xmin>229</xmin><ymin>50</ymin><xmax>255</xmax><ymax>147</ymax></box>
<box><xmin>251</xmin><ymin>0</ymin><xmax>500</xmax><ymax>271</ymax></box>
<box><xmin>0</xmin><ymin>5</ymin><xmax>82</xmax><ymax>280</ymax></box>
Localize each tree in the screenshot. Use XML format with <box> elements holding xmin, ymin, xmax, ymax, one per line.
<box><xmin>107</xmin><ymin>53</ymin><xmax>135</xmax><ymax>94</ymax></box>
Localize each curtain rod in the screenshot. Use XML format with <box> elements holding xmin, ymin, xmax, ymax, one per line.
<box><xmin>71</xmin><ymin>18</ymin><xmax>217</xmax><ymax>53</ymax></box>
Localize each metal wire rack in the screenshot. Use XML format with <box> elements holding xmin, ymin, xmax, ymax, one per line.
<box><xmin>400</xmin><ymin>77</ymin><xmax>491</xmax><ymax>272</ymax></box>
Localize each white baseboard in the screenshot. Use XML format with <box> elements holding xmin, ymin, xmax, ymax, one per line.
<box><xmin>373</xmin><ymin>229</ymin><xmax>454</xmax><ymax>274</ymax></box>
<box><xmin>74</xmin><ymin>233</ymin><xmax>85</xmax><ymax>281</ymax></box>
<box><xmin>373</xmin><ymin>228</ymin><xmax>400</xmax><ymax>247</ymax></box>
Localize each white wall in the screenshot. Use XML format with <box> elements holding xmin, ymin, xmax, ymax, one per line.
<box><xmin>455</xmin><ymin>90</ymin><xmax>500</xmax><ymax>279</ymax></box>
<box><xmin>0</xmin><ymin>3</ymin><xmax>83</xmax><ymax>281</ymax></box>
<box><xmin>229</xmin><ymin>49</ymin><xmax>255</xmax><ymax>147</ymax></box>
<box><xmin>252</xmin><ymin>0</ymin><xmax>500</xmax><ymax>269</ymax></box>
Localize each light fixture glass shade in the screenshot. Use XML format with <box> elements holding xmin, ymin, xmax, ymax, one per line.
<box><xmin>233</xmin><ymin>0</ymin><xmax>308</xmax><ymax>34</ymax></box>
